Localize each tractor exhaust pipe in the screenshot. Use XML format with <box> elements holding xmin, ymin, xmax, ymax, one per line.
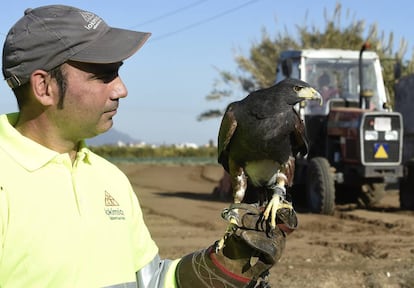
<box><xmin>359</xmin><ymin>43</ymin><xmax>370</xmax><ymax>109</ymax></box>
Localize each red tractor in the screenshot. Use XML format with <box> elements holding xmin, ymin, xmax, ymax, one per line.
<box><xmin>274</xmin><ymin>44</ymin><xmax>403</xmax><ymax>214</ymax></box>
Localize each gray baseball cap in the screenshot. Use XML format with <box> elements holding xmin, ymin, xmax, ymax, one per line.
<box><xmin>2</xmin><ymin>5</ymin><xmax>151</xmax><ymax>89</ymax></box>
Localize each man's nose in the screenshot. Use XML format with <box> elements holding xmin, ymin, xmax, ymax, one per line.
<box><xmin>111</xmin><ymin>77</ymin><xmax>128</xmax><ymax>99</ymax></box>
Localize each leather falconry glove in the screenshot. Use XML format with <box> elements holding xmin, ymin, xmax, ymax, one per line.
<box><xmin>175</xmin><ymin>203</ymin><xmax>298</xmax><ymax>287</ymax></box>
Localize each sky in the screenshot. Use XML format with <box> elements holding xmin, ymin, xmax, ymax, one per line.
<box><xmin>0</xmin><ymin>1</ymin><xmax>412</xmax><ymax>146</ymax></box>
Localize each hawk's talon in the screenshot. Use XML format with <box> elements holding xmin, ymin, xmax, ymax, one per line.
<box><xmin>215</xmin><ymin>240</ymin><xmax>223</xmax><ymax>253</ymax></box>
<box><xmin>216</xmin><ymin>222</ymin><xmax>238</xmax><ymax>253</ymax></box>
<box><xmin>221</xmin><ymin>208</ymin><xmax>230</xmax><ymax>220</ymax></box>
<box><xmin>217</xmin><ymin>205</ymin><xmax>241</xmax><ymax>253</ymax></box>
<box><xmin>263</xmin><ymin>184</ymin><xmax>288</xmax><ymax>229</ymax></box>
<box><xmin>221</xmin><ymin>208</ymin><xmax>239</xmax><ymax>224</ymax></box>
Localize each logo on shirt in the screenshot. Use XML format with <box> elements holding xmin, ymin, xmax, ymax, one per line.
<box><xmin>104</xmin><ymin>191</ymin><xmax>125</xmax><ymax>220</ymax></box>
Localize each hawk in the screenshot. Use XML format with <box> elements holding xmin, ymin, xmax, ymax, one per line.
<box><xmin>216</xmin><ymin>78</ymin><xmax>322</xmax><ymax>250</ymax></box>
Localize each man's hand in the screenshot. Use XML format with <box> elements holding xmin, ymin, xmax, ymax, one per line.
<box><xmin>175</xmin><ymin>203</ymin><xmax>297</xmax><ymax>287</ymax></box>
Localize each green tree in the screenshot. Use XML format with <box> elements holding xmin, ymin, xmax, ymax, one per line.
<box><xmin>198</xmin><ymin>2</ymin><xmax>414</xmax><ymax>121</ymax></box>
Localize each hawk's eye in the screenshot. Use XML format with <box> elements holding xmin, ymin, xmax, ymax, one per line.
<box><xmin>293</xmin><ymin>86</ymin><xmax>302</xmax><ymax>92</ymax></box>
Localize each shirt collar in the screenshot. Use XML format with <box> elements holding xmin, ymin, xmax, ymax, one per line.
<box><xmin>0</xmin><ymin>113</ymin><xmax>92</xmax><ymax>171</ymax></box>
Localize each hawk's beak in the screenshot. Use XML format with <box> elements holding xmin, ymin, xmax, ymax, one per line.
<box><xmin>299</xmin><ymin>87</ymin><xmax>323</xmax><ymax>106</ymax></box>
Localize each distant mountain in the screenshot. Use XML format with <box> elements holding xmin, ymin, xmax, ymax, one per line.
<box><xmin>86</xmin><ymin>128</ymin><xmax>138</xmax><ymax>146</ymax></box>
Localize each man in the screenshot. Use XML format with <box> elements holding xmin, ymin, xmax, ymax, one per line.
<box><xmin>0</xmin><ymin>5</ymin><xmax>292</xmax><ymax>287</ymax></box>
<box><xmin>317</xmin><ymin>72</ymin><xmax>338</xmax><ymax>102</ymax></box>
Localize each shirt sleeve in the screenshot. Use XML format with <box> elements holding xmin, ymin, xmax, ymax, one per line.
<box><xmin>136</xmin><ymin>255</ymin><xmax>180</xmax><ymax>288</ymax></box>
<box><xmin>128</xmin><ymin>183</ymin><xmax>159</xmax><ymax>271</ymax></box>
<box><xmin>122</xmin><ymin>171</ymin><xmax>180</xmax><ymax>287</ymax></box>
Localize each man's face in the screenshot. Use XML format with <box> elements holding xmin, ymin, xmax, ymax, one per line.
<box><xmin>51</xmin><ymin>61</ymin><xmax>127</xmax><ymax>141</ymax></box>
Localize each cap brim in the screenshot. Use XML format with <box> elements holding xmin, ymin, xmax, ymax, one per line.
<box><xmin>69</xmin><ymin>27</ymin><xmax>151</xmax><ymax>64</ymax></box>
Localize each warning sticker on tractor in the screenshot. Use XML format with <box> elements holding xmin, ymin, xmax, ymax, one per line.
<box><xmin>374</xmin><ymin>143</ymin><xmax>389</xmax><ymax>159</ymax></box>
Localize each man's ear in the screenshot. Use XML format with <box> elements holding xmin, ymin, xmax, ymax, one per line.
<box><xmin>29</xmin><ymin>70</ymin><xmax>55</xmax><ymax>106</ymax></box>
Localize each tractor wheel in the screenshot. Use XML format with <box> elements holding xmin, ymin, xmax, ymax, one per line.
<box><xmin>357</xmin><ymin>183</ymin><xmax>386</xmax><ymax>208</ymax></box>
<box><xmin>306</xmin><ymin>157</ymin><xmax>335</xmax><ymax>215</ymax></box>
<box><xmin>400</xmin><ymin>160</ymin><xmax>414</xmax><ymax>210</ymax></box>
<box><xmin>399</xmin><ymin>179</ymin><xmax>414</xmax><ymax>210</ymax></box>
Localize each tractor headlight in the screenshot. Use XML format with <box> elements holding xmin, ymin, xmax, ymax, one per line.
<box><xmin>385</xmin><ymin>130</ymin><xmax>399</xmax><ymax>141</ymax></box>
<box><xmin>365</xmin><ymin>130</ymin><xmax>378</xmax><ymax>141</ymax></box>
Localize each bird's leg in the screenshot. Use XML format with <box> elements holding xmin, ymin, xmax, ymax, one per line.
<box><xmin>215</xmin><ymin>168</ymin><xmax>247</xmax><ymax>252</ymax></box>
<box><xmin>263</xmin><ymin>172</ymin><xmax>287</xmax><ymax>229</ymax></box>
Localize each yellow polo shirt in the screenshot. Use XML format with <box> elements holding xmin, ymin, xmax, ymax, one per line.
<box><xmin>0</xmin><ymin>113</ymin><xmax>161</xmax><ymax>287</ymax></box>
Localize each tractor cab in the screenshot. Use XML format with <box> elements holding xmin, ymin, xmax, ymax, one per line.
<box><xmin>275</xmin><ymin>49</ymin><xmax>389</xmax><ymax>114</ymax></box>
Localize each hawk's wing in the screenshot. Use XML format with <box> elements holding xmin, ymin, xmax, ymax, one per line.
<box><xmin>290</xmin><ymin>108</ymin><xmax>308</xmax><ymax>157</ymax></box>
<box><xmin>217</xmin><ymin>104</ymin><xmax>238</xmax><ymax>172</ymax></box>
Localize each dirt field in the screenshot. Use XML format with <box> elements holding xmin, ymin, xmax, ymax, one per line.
<box><xmin>116</xmin><ymin>162</ymin><xmax>414</xmax><ymax>288</ymax></box>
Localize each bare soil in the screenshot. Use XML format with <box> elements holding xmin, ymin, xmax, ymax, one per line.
<box><xmin>116</xmin><ymin>163</ymin><xmax>414</xmax><ymax>288</ymax></box>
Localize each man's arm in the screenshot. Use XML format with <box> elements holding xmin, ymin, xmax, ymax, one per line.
<box><xmin>136</xmin><ymin>204</ymin><xmax>297</xmax><ymax>288</ymax></box>
<box><xmin>175</xmin><ymin>204</ymin><xmax>297</xmax><ymax>287</ymax></box>
<box><xmin>136</xmin><ymin>255</ymin><xmax>179</xmax><ymax>288</ymax></box>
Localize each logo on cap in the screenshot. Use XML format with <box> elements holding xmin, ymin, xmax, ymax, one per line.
<box><xmin>79</xmin><ymin>11</ymin><xmax>102</xmax><ymax>30</ymax></box>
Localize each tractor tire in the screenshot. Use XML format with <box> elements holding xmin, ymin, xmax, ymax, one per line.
<box><xmin>400</xmin><ymin>160</ymin><xmax>414</xmax><ymax>210</ymax></box>
<box><xmin>399</xmin><ymin>180</ymin><xmax>414</xmax><ymax>210</ymax></box>
<box><xmin>306</xmin><ymin>157</ymin><xmax>335</xmax><ymax>215</ymax></box>
<box><xmin>357</xmin><ymin>182</ymin><xmax>386</xmax><ymax>208</ymax></box>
